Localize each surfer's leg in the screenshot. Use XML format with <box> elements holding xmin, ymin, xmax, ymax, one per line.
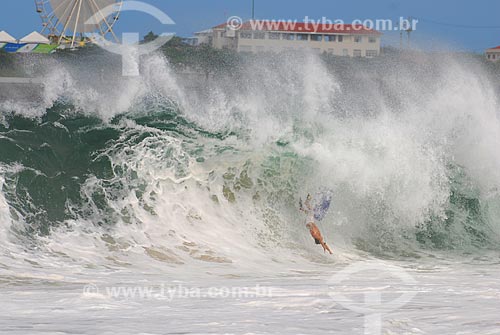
<box><xmin>321</xmin><ymin>241</ymin><xmax>333</xmax><ymax>254</ymax></box>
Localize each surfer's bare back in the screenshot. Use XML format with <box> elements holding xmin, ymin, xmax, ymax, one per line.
<box><xmin>299</xmin><ymin>194</ymin><xmax>333</xmax><ymax>254</ymax></box>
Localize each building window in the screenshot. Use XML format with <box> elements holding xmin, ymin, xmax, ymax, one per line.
<box><xmin>268</xmin><ymin>32</ymin><xmax>280</xmax><ymax>40</ymax></box>
<box><xmin>366</xmin><ymin>50</ymin><xmax>378</xmax><ymax>57</ymax></box>
<box><xmin>369</xmin><ymin>36</ymin><xmax>377</xmax><ymax>43</ymax></box>
<box><xmin>296</xmin><ymin>34</ymin><xmax>309</xmax><ymax>41</ymax></box>
<box><xmin>488</xmin><ymin>54</ymin><xmax>491</xmax><ymax>59</ymax></box>
<box><xmin>354</xmin><ymin>36</ymin><xmax>362</xmax><ymax>43</ymax></box>
<box><xmin>325</xmin><ymin>35</ymin><xmax>336</xmax><ymax>42</ymax></box>
<box><xmin>353</xmin><ymin>49</ymin><xmax>362</xmax><ymax>57</ymax></box>
<box><xmin>310</xmin><ymin>34</ymin><xmax>322</xmax><ymax>42</ymax></box>
<box><xmin>240</xmin><ymin>32</ymin><xmax>252</xmax><ymax>39</ymax></box>
<box><xmin>338</xmin><ymin>35</ymin><xmax>344</xmax><ymax>42</ymax></box>
<box><xmin>343</xmin><ymin>49</ymin><xmax>348</xmax><ymax>56</ymax></box>
<box><xmin>253</xmin><ymin>32</ymin><xmax>265</xmax><ymax>39</ymax></box>
<box><xmin>283</xmin><ymin>33</ymin><xmax>295</xmax><ymax>40</ymax></box>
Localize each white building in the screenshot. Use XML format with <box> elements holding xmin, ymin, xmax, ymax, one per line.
<box><xmin>194</xmin><ymin>29</ymin><xmax>213</xmax><ymax>46</ymax></box>
<box><xmin>485</xmin><ymin>46</ymin><xmax>500</xmax><ymax>62</ymax></box>
<box><xmin>195</xmin><ymin>20</ymin><xmax>382</xmax><ymax>57</ymax></box>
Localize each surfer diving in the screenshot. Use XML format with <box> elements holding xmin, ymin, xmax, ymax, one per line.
<box><xmin>299</xmin><ymin>193</ymin><xmax>333</xmax><ymax>254</ymax></box>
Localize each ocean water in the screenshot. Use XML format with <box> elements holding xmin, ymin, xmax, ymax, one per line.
<box><xmin>1</xmin><ymin>50</ymin><xmax>500</xmax><ymax>334</ymax></box>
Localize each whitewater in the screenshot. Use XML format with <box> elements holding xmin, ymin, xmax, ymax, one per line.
<box><xmin>1</xmin><ymin>49</ymin><xmax>500</xmax><ymax>334</ymax></box>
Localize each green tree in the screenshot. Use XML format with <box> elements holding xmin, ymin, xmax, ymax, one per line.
<box><xmin>143</xmin><ymin>31</ymin><xmax>159</xmax><ymax>43</ymax></box>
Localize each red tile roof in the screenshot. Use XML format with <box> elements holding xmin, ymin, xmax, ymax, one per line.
<box><xmin>214</xmin><ymin>20</ymin><xmax>382</xmax><ymax>35</ymax></box>
<box><xmin>487</xmin><ymin>45</ymin><xmax>500</xmax><ymax>50</ymax></box>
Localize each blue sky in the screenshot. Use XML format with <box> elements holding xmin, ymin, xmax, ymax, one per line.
<box><xmin>1</xmin><ymin>0</ymin><xmax>500</xmax><ymax>52</ymax></box>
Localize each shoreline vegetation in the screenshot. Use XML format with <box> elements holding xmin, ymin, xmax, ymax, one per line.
<box><xmin>0</xmin><ymin>35</ymin><xmax>498</xmax><ymax>81</ymax></box>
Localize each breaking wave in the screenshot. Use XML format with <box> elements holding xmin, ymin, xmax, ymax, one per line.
<box><xmin>1</xmin><ymin>49</ymin><xmax>500</xmax><ymax>274</ymax></box>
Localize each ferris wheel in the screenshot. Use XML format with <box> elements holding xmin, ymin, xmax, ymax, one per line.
<box><xmin>35</xmin><ymin>0</ymin><xmax>123</xmax><ymax>48</ymax></box>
